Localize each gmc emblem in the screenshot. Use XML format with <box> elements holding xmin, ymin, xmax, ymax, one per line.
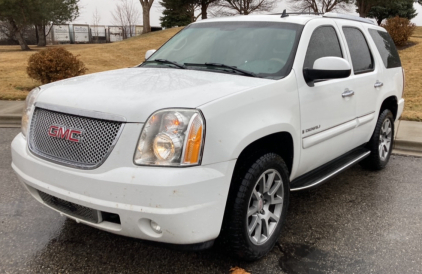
<box><xmin>48</xmin><ymin>125</ymin><xmax>83</xmax><ymax>143</ymax></box>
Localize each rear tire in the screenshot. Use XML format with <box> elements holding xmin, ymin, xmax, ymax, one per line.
<box><xmin>360</xmin><ymin>109</ymin><xmax>394</xmax><ymax>170</ymax></box>
<box><xmin>223</xmin><ymin>153</ymin><xmax>290</xmax><ymax>261</ymax></box>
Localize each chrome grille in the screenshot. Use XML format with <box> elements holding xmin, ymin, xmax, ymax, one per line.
<box><xmin>38</xmin><ymin>191</ymin><xmax>102</xmax><ymax>223</ymax></box>
<box><xmin>29</xmin><ymin>107</ymin><xmax>123</xmax><ymax>169</ymax></box>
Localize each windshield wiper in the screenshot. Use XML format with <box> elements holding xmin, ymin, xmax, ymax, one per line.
<box><xmin>184</xmin><ymin>62</ymin><xmax>257</xmax><ymax>77</ymax></box>
<box><xmin>148</xmin><ymin>59</ymin><xmax>186</xmax><ymax>69</ymax></box>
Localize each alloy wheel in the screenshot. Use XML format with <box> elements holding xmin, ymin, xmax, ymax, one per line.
<box><xmin>379</xmin><ymin>118</ymin><xmax>392</xmax><ymax>161</ymax></box>
<box><xmin>246</xmin><ymin>169</ymin><xmax>284</xmax><ymax>245</ymax></box>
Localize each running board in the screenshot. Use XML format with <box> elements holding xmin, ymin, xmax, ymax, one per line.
<box><xmin>290</xmin><ymin>148</ymin><xmax>371</xmax><ymax>191</ymax></box>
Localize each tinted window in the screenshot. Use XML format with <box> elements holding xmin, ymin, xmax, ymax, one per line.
<box><xmin>304</xmin><ymin>26</ymin><xmax>342</xmax><ymax>69</ymax></box>
<box><xmin>368</xmin><ymin>29</ymin><xmax>401</xmax><ymax>69</ymax></box>
<box><xmin>343</xmin><ymin>27</ymin><xmax>374</xmax><ymax>74</ymax></box>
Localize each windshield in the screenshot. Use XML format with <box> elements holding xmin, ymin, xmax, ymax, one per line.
<box><xmin>141</xmin><ymin>21</ymin><xmax>303</xmax><ymax>79</ymax></box>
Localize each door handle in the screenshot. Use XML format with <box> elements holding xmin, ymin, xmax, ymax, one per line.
<box><xmin>374</xmin><ymin>81</ymin><xmax>384</xmax><ymax>88</ymax></box>
<box><xmin>342</xmin><ymin>89</ymin><xmax>355</xmax><ymax>98</ymax></box>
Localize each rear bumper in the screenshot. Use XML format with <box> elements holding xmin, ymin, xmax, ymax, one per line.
<box><xmin>397</xmin><ymin>98</ymin><xmax>405</xmax><ymax>121</ymax></box>
<box><xmin>11</xmin><ymin>132</ymin><xmax>235</xmax><ymax>244</ymax></box>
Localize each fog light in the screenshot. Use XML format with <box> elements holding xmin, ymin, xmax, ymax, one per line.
<box><xmin>150</xmin><ymin>220</ymin><xmax>162</xmax><ymax>234</ymax></box>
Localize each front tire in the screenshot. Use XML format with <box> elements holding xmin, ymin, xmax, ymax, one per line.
<box><xmin>360</xmin><ymin>109</ymin><xmax>394</xmax><ymax>170</ymax></box>
<box><xmin>224</xmin><ymin>153</ymin><xmax>290</xmax><ymax>261</ymax></box>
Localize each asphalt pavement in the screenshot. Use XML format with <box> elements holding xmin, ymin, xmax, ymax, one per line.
<box><xmin>1</xmin><ymin>128</ymin><xmax>422</xmax><ymax>274</ymax></box>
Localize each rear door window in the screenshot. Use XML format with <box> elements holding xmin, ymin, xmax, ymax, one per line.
<box><xmin>368</xmin><ymin>29</ymin><xmax>401</xmax><ymax>69</ymax></box>
<box><xmin>343</xmin><ymin>27</ymin><xmax>374</xmax><ymax>74</ymax></box>
<box><xmin>304</xmin><ymin>26</ymin><xmax>343</xmax><ymax>69</ymax></box>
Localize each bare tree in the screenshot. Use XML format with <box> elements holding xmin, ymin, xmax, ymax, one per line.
<box><xmin>92</xmin><ymin>8</ymin><xmax>101</xmax><ymax>42</ymax></box>
<box><xmin>211</xmin><ymin>0</ymin><xmax>277</xmax><ymax>16</ymax></box>
<box><xmin>139</xmin><ymin>0</ymin><xmax>154</xmax><ymax>33</ymax></box>
<box><xmin>0</xmin><ymin>21</ymin><xmax>16</xmax><ymax>42</ymax></box>
<box><xmin>112</xmin><ymin>0</ymin><xmax>141</xmax><ymax>38</ymax></box>
<box><xmin>287</xmin><ymin>0</ymin><xmax>352</xmax><ymax>14</ymax></box>
<box><xmin>188</xmin><ymin>1</ymin><xmax>203</xmax><ymax>22</ymax></box>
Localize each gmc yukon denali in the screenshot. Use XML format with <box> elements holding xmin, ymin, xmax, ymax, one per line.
<box><xmin>11</xmin><ymin>12</ymin><xmax>404</xmax><ymax>260</ymax></box>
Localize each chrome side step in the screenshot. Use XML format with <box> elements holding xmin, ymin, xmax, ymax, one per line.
<box><xmin>290</xmin><ymin>148</ymin><xmax>371</xmax><ymax>191</ymax></box>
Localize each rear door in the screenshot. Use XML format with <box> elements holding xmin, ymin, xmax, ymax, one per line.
<box><xmin>294</xmin><ymin>19</ymin><xmax>358</xmax><ymax>176</ymax></box>
<box><xmin>367</xmin><ymin>27</ymin><xmax>404</xmax><ymax>119</ymax></box>
<box><xmin>334</xmin><ymin>20</ymin><xmax>382</xmax><ymax>148</ymax></box>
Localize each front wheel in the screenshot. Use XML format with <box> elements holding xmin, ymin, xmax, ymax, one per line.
<box><xmin>224</xmin><ymin>153</ymin><xmax>290</xmax><ymax>261</ymax></box>
<box><xmin>360</xmin><ymin>109</ymin><xmax>394</xmax><ymax>170</ymax></box>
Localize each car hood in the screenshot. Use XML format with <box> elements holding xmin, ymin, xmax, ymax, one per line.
<box><xmin>37</xmin><ymin>67</ymin><xmax>272</xmax><ymax>122</ymax></box>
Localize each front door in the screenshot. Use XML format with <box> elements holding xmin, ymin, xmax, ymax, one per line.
<box><xmin>294</xmin><ymin>19</ymin><xmax>357</xmax><ymax>176</ymax></box>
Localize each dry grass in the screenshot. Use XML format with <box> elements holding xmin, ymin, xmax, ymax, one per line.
<box><xmin>0</xmin><ymin>26</ymin><xmax>421</xmax><ymax>121</ymax></box>
<box><xmin>399</xmin><ymin>27</ymin><xmax>422</xmax><ymax>121</ymax></box>
<box><xmin>0</xmin><ymin>27</ymin><xmax>183</xmax><ymax>101</ymax></box>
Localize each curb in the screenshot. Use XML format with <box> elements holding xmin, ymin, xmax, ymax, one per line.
<box><xmin>394</xmin><ymin>140</ymin><xmax>422</xmax><ymax>153</ymax></box>
<box><xmin>0</xmin><ymin>114</ymin><xmax>22</xmax><ymax>128</ymax></box>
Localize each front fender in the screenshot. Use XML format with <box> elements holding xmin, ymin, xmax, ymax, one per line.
<box><xmin>199</xmin><ymin>72</ymin><xmax>301</xmax><ymax>179</ymax></box>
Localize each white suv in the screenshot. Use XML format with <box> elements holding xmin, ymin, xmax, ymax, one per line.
<box><xmin>11</xmin><ymin>12</ymin><xmax>404</xmax><ymax>260</ymax></box>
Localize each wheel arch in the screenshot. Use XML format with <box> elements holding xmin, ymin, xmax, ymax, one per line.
<box><xmin>380</xmin><ymin>95</ymin><xmax>398</xmax><ymax>120</ymax></box>
<box><xmin>220</xmin><ymin>131</ymin><xmax>294</xmax><ymax>240</ymax></box>
<box><xmin>232</xmin><ymin>132</ymin><xmax>294</xmax><ymax>178</ymax></box>
<box><xmin>225</xmin><ymin>131</ymin><xmax>294</xmax><ymax>210</ymax></box>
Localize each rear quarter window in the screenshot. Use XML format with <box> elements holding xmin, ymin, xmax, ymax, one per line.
<box><xmin>368</xmin><ymin>29</ymin><xmax>401</xmax><ymax>69</ymax></box>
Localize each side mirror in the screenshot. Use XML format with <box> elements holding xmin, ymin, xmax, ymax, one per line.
<box><xmin>303</xmin><ymin>57</ymin><xmax>351</xmax><ymax>83</ymax></box>
<box><xmin>145</xmin><ymin>49</ymin><xmax>156</xmax><ymax>61</ymax></box>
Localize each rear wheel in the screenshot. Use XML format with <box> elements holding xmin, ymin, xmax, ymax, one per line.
<box><xmin>224</xmin><ymin>153</ymin><xmax>290</xmax><ymax>261</ymax></box>
<box><xmin>360</xmin><ymin>109</ymin><xmax>394</xmax><ymax>170</ymax></box>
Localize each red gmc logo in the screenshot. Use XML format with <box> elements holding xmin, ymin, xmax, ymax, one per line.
<box><xmin>48</xmin><ymin>125</ymin><xmax>82</xmax><ymax>143</ymax></box>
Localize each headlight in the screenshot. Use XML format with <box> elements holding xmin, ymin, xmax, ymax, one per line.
<box><xmin>134</xmin><ymin>109</ymin><xmax>205</xmax><ymax>166</ymax></box>
<box><xmin>21</xmin><ymin>87</ymin><xmax>41</xmax><ymax>137</ymax></box>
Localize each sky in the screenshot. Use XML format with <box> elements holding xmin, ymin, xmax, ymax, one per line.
<box><xmin>73</xmin><ymin>0</ymin><xmax>422</xmax><ymax>27</ymax></box>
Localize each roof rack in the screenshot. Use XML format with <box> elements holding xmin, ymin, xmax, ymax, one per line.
<box><xmin>274</xmin><ymin>9</ymin><xmax>322</xmax><ymax>18</ymax></box>
<box><xmin>271</xmin><ymin>10</ymin><xmax>376</xmax><ymax>25</ymax></box>
<box><xmin>323</xmin><ymin>12</ymin><xmax>376</xmax><ymax>25</ymax></box>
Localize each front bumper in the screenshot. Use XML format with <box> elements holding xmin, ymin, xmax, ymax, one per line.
<box><xmin>11</xmin><ymin>131</ymin><xmax>235</xmax><ymax>245</ymax></box>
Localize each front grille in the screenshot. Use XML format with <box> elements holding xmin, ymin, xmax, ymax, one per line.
<box><xmin>29</xmin><ymin>107</ymin><xmax>123</xmax><ymax>169</ymax></box>
<box><xmin>38</xmin><ymin>191</ymin><xmax>102</xmax><ymax>223</ymax></box>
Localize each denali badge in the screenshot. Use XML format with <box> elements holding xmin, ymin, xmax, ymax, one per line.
<box><xmin>302</xmin><ymin>125</ymin><xmax>321</xmax><ymax>134</ymax></box>
<box><xmin>48</xmin><ymin>125</ymin><xmax>82</xmax><ymax>143</ymax></box>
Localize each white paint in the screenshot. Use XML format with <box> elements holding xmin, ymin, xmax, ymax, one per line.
<box><xmin>11</xmin><ymin>15</ymin><xmax>405</xmax><ymax>247</ymax></box>
<box><xmin>313</xmin><ymin>57</ymin><xmax>351</xmax><ymax>71</ymax></box>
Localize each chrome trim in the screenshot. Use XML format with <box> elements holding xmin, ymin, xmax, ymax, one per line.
<box><xmin>302</xmin><ymin>119</ymin><xmax>356</xmax><ymax>149</ymax></box>
<box><xmin>35</xmin><ymin>102</ymin><xmax>127</xmax><ymax>122</ymax></box>
<box><xmin>28</xmin><ymin>108</ymin><xmax>126</xmax><ymax>170</ymax></box>
<box><xmin>303</xmin><ymin>118</ymin><xmax>355</xmax><ymax>138</ymax></box>
<box><xmin>290</xmin><ymin>151</ymin><xmax>370</xmax><ymax>191</ymax></box>
<box><xmin>374</xmin><ymin>81</ymin><xmax>384</xmax><ymax>88</ymax></box>
<box><xmin>28</xmin><ymin>124</ymin><xmax>125</xmax><ymax>170</ymax></box>
<box><xmin>342</xmin><ymin>89</ymin><xmax>355</xmax><ymax>98</ymax></box>
<box><xmin>303</xmin><ymin>111</ymin><xmax>376</xmax><ymax>139</ymax></box>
